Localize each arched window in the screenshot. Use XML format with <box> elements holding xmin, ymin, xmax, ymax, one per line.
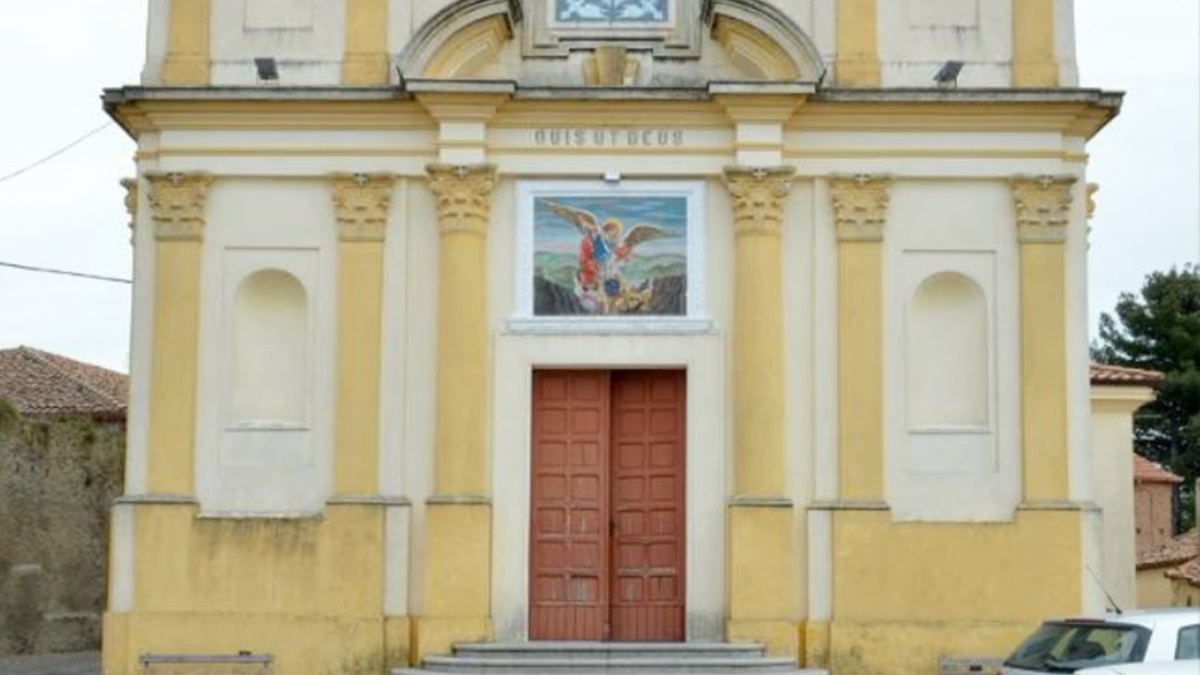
<box><xmin>906</xmin><ymin>271</ymin><xmax>989</xmax><ymax>430</ymax></box>
<box><xmin>229</xmin><ymin>269</ymin><xmax>309</xmax><ymax>426</ymax></box>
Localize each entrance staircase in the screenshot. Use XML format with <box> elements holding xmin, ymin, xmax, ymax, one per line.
<box><xmin>393</xmin><ymin>642</ymin><xmax>829</xmax><ymax>675</ymax></box>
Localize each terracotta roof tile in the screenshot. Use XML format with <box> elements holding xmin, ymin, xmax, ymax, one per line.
<box><xmin>1139</xmin><ymin>528</ymin><xmax>1199</xmax><ymax>569</ymax></box>
<box><xmin>1090</xmin><ymin>363</ymin><xmax>1165</xmax><ymax>386</ymax></box>
<box><xmin>1166</xmin><ymin>558</ymin><xmax>1200</xmax><ymax>588</ymax></box>
<box><xmin>1134</xmin><ymin>453</ymin><xmax>1184</xmax><ymax>484</ymax></box>
<box><xmin>0</xmin><ymin>346</ymin><xmax>127</xmax><ymax>419</ymax></box>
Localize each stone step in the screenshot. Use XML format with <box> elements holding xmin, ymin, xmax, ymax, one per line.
<box><xmin>393</xmin><ymin>642</ymin><xmax>829</xmax><ymax>675</ymax></box>
<box><xmin>453</xmin><ymin>642</ymin><xmax>768</xmax><ymax>660</ymax></box>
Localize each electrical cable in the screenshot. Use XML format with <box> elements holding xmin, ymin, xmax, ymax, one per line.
<box><xmin>0</xmin><ymin>122</ymin><xmax>115</xmax><ymax>186</ymax></box>
<box><xmin>0</xmin><ymin>260</ymin><xmax>131</xmax><ymax>284</ymax></box>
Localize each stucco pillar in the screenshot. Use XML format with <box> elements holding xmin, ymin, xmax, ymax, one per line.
<box><xmin>831</xmin><ymin>175</ymin><xmax>891</xmax><ymax>502</ymax></box>
<box><xmin>835</xmin><ymin>0</ymin><xmax>881</xmax><ymax>86</ymax></box>
<box><xmin>342</xmin><ymin>0</ymin><xmax>390</xmax><ymax>85</ymax></box>
<box><xmin>161</xmin><ymin>0</ymin><xmax>210</xmax><ymax>85</ymax></box>
<box><xmin>1012</xmin><ymin>0</ymin><xmax>1060</xmax><ymax>87</ymax></box>
<box><xmin>331</xmin><ymin>174</ymin><xmax>395</xmax><ymax>495</ymax></box>
<box><xmin>418</xmin><ymin>163</ymin><xmax>497</xmax><ymax>661</ymax></box>
<box><xmin>724</xmin><ymin>165</ymin><xmax>799</xmax><ymax>658</ymax></box>
<box><xmin>1011</xmin><ymin>175</ymin><xmax>1076</xmax><ymax>502</ymax></box>
<box><xmin>145</xmin><ymin>173</ymin><xmax>212</xmax><ymax>495</ymax></box>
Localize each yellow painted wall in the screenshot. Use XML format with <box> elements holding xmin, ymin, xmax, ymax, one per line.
<box><xmin>105</xmin><ymin>503</ymin><xmax>406</xmax><ymax>675</ymax></box>
<box><xmin>826</xmin><ymin>509</ymin><xmax>1084</xmax><ymax>673</ymax></box>
<box><xmin>1137</xmin><ymin>568</ymin><xmax>1177</xmax><ymax>608</ymax></box>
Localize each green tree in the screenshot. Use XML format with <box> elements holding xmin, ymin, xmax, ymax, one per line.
<box><xmin>1094</xmin><ymin>264</ymin><xmax>1200</xmax><ymax>531</ymax></box>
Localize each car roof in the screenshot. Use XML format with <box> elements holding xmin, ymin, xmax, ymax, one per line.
<box><xmin>1049</xmin><ymin>608</ymin><xmax>1200</xmax><ymax>630</ymax></box>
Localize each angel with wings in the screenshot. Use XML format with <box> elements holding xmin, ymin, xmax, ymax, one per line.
<box><xmin>540</xmin><ymin>199</ymin><xmax>675</xmax><ymax>314</ymax></box>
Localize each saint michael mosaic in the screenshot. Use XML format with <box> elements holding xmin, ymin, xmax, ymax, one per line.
<box><xmin>533</xmin><ymin>194</ymin><xmax>687</xmax><ymax>316</ymax></box>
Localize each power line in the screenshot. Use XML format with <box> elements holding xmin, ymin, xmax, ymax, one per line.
<box><xmin>0</xmin><ymin>260</ymin><xmax>131</xmax><ymax>285</ymax></box>
<box><xmin>0</xmin><ymin>122</ymin><xmax>115</xmax><ymax>186</ymax></box>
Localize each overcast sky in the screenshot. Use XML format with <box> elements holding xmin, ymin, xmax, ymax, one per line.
<box><xmin>0</xmin><ymin>1</ymin><xmax>1197</xmax><ymax>373</ymax></box>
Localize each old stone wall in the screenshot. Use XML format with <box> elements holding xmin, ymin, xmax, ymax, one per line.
<box><xmin>0</xmin><ymin>399</ymin><xmax>124</xmax><ymax>655</ymax></box>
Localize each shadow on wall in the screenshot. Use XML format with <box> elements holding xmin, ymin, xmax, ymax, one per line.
<box><xmin>0</xmin><ymin>400</ymin><xmax>125</xmax><ymax>655</ymax></box>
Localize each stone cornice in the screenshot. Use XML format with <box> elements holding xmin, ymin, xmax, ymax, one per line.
<box><xmin>1010</xmin><ymin>175</ymin><xmax>1077</xmax><ymax>243</ymax></box>
<box><xmin>830</xmin><ymin>174</ymin><xmax>892</xmax><ymax>242</ymax></box>
<box><xmin>146</xmin><ymin>173</ymin><xmax>212</xmax><ymax>242</ymax></box>
<box><xmin>723</xmin><ymin>165</ymin><xmax>796</xmax><ymax>236</ymax></box>
<box><xmin>331</xmin><ymin>173</ymin><xmax>397</xmax><ymax>242</ymax></box>
<box><xmin>426</xmin><ymin>163</ymin><xmax>497</xmax><ymax>236</ymax></box>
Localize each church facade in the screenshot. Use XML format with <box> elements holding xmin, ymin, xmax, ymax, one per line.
<box><xmin>103</xmin><ymin>1</ymin><xmax>1120</xmax><ymax>673</ymax></box>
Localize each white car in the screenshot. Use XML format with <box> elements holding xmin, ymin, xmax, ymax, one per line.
<box><xmin>1002</xmin><ymin>608</ymin><xmax>1200</xmax><ymax>674</ymax></box>
<box><xmin>1075</xmin><ymin>660</ymin><xmax>1200</xmax><ymax>674</ymax></box>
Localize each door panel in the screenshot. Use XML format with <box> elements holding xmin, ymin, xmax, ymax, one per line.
<box><xmin>530</xmin><ymin>371</ymin><xmax>610</xmax><ymax>640</ymax></box>
<box><xmin>529</xmin><ymin>369</ymin><xmax>685</xmax><ymax>642</ymax></box>
<box><xmin>609</xmin><ymin>371</ymin><xmax>685</xmax><ymax>641</ymax></box>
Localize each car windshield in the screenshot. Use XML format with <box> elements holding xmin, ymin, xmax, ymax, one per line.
<box><xmin>1004</xmin><ymin>621</ymin><xmax>1150</xmax><ymax>672</ymax></box>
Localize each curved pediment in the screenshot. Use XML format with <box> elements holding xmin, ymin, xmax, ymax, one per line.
<box><xmin>399</xmin><ymin>0</ymin><xmax>826</xmax><ymax>86</ymax></box>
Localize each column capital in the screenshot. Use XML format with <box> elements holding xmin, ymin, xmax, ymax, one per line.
<box><xmin>1086</xmin><ymin>182</ymin><xmax>1099</xmax><ymax>220</ymax></box>
<box><xmin>1010</xmin><ymin>175</ymin><xmax>1077</xmax><ymax>243</ymax></box>
<box><xmin>146</xmin><ymin>173</ymin><xmax>212</xmax><ymax>241</ymax></box>
<box><xmin>723</xmin><ymin>165</ymin><xmax>796</xmax><ymax>236</ymax></box>
<box><xmin>332</xmin><ymin>172</ymin><xmax>396</xmax><ymax>242</ymax></box>
<box><xmin>427</xmin><ymin>163</ymin><xmax>497</xmax><ymax>236</ymax></box>
<box><xmin>120</xmin><ymin>178</ymin><xmax>138</xmax><ymax>246</ymax></box>
<box><xmin>830</xmin><ymin>174</ymin><xmax>892</xmax><ymax>242</ymax></box>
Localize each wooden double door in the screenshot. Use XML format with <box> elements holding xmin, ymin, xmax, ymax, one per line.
<box><xmin>530</xmin><ymin>370</ymin><xmax>686</xmax><ymax>641</ymax></box>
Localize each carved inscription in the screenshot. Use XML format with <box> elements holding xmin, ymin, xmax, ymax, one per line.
<box><xmin>533</xmin><ymin>128</ymin><xmax>685</xmax><ymax>148</ymax></box>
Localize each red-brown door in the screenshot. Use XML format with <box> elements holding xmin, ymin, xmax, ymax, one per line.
<box><xmin>530</xmin><ymin>370</ymin><xmax>685</xmax><ymax>642</ymax></box>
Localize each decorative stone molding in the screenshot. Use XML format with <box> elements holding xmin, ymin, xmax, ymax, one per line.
<box><xmin>427</xmin><ymin>164</ymin><xmax>497</xmax><ymax>236</ymax></box>
<box><xmin>1086</xmin><ymin>182</ymin><xmax>1099</xmax><ymax>220</ymax></box>
<box><xmin>331</xmin><ymin>173</ymin><xmax>396</xmax><ymax>242</ymax></box>
<box><xmin>146</xmin><ymin>173</ymin><xmax>213</xmax><ymax>241</ymax></box>
<box><xmin>723</xmin><ymin>166</ymin><xmax>796</xmax><ymax>236</ymax></box>
<box><xmin>830</xmin><ymin>174</ymin><xmax>892</xmax><ymax>242</ymax></box>
<box><xmin>583</xmin><ymin>45</ymin><xmax>639</xmax><ymax>86</ymax></box>
<box><xmin>1010</xmin><ymin>175</ymin><xmax>1077</xmax><ymax>243</ymax></box>
<box><xmin>120</xmin><ymin>178</ymin><xmax>138</xmax><ymax>245</ymax></box>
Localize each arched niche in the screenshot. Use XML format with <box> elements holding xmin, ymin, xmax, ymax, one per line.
<box><xmin>906</xmin><ymin>271</ymin><xmax>990</xmax><ymax>430</ymax></box>
<box><xmin>229</xmin><ymin>268</ymin><xmax>310</xmax><ymax>426</ymax></box>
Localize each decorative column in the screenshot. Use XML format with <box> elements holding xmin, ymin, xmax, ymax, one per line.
<box><xmin>1012</xmin><ymin>0</ymin><xmax>1059</xmax><ymax>86</ymax></box>
<box><xmin>161</xmin><ymin>0</ymin><xmax>211</xmax><ymax>85</ymax></box>
<box><xmin>342</xmin><ymin>0</ymin><xmax>389</xmax><ymax>84</ymax></box>
<box><xmin>835</xmin><ymin>0</ymin><xmax>881</xmax><ymax>86</ymax></box>
<box><xmin>724</xmin><ymin>165</ymin><xmax>799</xmax><ymax>657</ymax></box>
<box><xmin>331</xmin><ymin>173</ymin><xmax>395</xmax><ymax>496</ymax></box>
<box><xmin>831</xmin><ymin>175</ymin><xmax>891</xmax><ymax>502</ymax></box>
<box><xmin>145</xmin><ymin>173</ymin><xmax>212</xmax><ymax>494</ymax></box>
<box><xmin>418</xmin><ymin>163</ymin><xmax>497</xmax><ymax>660</ymax></box>
<box><xmin>1011</xmin><ymin>175</ymin><xmax>1076</xmax><ymax>502</ymax></box>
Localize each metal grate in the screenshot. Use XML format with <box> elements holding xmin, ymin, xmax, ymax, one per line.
<box><xmin>140</xmin><ymin>653</ymin><xmax>272</xmax><ymax>675</ymax></box>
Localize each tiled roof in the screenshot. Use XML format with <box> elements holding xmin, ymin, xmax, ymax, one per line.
<box><xmin>1090</xmin><ymin>363</ymin><xmax>1165</xmax><ymax>387</ymax></box>
<box><xmin>1166</xmin><ymin>558</ymin><xmax>1200</xmax><ymax>589</ymax></box>
<box><xmin>1139</xmin><ymin>528</ymin><xmax>1199</xmax><ymax>569</ymax></box>
<box><xmin>0</xmin><ymin>346</ymin><xmax>128</xmax><ymax>419</ymax></box>
<box><xmin>1134</xmin><ymin>453</ymin><xmax>1184</xmax><ymax>484</ymax></box>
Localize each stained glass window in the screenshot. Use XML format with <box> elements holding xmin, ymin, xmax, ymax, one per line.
<box><xmin>555</xmin><ymin>0</ymin><xmax>670</xmax><ymax>24</ymax></box>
